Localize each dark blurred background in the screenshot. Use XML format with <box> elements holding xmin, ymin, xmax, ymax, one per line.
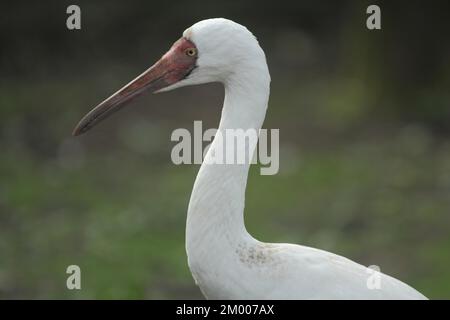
<box><xmin>0</xmin><ymin>0</ymin><xmax>449</xmax><ymax>299</ymax></box>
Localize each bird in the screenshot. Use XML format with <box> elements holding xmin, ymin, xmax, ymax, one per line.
<box><xmin>73</xmin><ymin>18</ymin><xmax>427</xmax><ymax>300</ymax></box>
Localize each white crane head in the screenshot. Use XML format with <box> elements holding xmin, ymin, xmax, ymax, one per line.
<box><xmin>162</xmin><ymin>18</ymin><xmax>267</xmax><ymax>90</ymax></box>
<box><xmin>73</xmin><ymin>18</ymin><xmax>267</xmax><ymax>136</ymax></box>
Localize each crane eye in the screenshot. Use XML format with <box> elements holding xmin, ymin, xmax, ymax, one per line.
<box><xmin>185</xmin><ymin>48</ymin><xmax>197</xmax><ymax>57</ymax></box>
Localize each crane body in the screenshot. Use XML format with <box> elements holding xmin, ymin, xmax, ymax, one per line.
<box><xmin>73</xmin><ymin>18</ymin><xmax>427</xmax><ymax>300</ymax></box>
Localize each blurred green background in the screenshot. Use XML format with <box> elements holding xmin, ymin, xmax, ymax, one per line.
<box><xmin>1</xmin><ymin>0</ymin><xmax>449</xmax><ymax>299</ymax></box>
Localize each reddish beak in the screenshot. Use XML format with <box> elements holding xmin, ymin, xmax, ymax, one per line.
<box><xmin>72</xmin><ymin>38</ymin><xmax>197</xmax><ymax>136</ymax></box>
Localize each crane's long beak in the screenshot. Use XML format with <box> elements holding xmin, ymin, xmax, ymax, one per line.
<box><xmin>72</xmin><ymin>38</ymin><xmax>196</xmax><ymax>136</ymax></box>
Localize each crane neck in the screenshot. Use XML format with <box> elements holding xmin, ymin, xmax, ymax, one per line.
<box><xmin>185</xmin><ymin>61</ymin><xmax>270</xmax><ymax>292</ymax></box>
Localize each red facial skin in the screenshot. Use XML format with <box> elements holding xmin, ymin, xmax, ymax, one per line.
<box><xmin>161</xmin><ymin>38</ymin><xmax>197</xmax><ymax>85</ymax></box>
<box><xmin>72</xmin><ymin>38</ymin><xmax>197</xmax><ymax>136</ymax></box>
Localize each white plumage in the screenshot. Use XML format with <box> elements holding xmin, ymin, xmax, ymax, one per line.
<box><xmin>74</xmin><ymin>17</ymin><xmax>428</xmax><ymax>300</ymax></box>
<box><xmin>175</xmin><ymin>19</ymin><xmax>427</xmax><ymax>300</ymax></box>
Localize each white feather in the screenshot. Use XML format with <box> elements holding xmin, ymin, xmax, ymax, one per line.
<box><xmin>172</xmin><ymin>18</ymin><xmax>427</xmax><ymax>300</ymax></box>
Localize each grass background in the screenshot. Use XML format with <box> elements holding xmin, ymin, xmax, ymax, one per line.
<box><xmin>0</xmin><ymin>0</ymin><xmax>449</xmax><ymax>298</ymax></box>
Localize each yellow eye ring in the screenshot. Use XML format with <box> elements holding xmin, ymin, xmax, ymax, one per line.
<box><xmin>185</xmin><ymin>48</ymin><xmax>197</xmax><ymax>57</ymax></box>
